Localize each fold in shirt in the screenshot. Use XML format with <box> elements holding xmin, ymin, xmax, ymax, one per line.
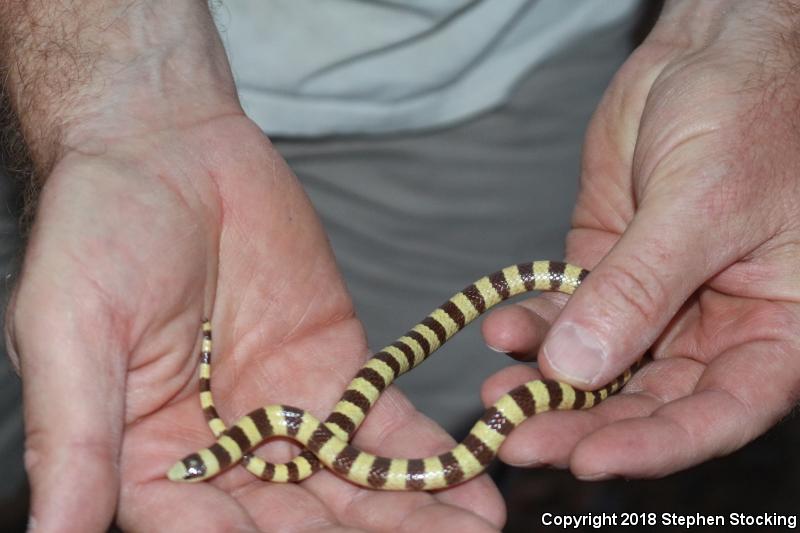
<box><xmin>214</xmin><ymin>0</ymin><xmax>641</xmax><ymax>136</ymax></box>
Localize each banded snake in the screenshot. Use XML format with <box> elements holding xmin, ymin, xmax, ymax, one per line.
<box><xmin>168</xmin><ymin>261</ymin><xmax>642</xmax><ymax>490</ymax></box>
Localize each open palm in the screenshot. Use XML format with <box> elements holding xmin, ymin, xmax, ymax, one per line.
<box><xmin>8</xmin><ymin>115</ymin><xmax>504</xmax><ymax>532</ymax></box>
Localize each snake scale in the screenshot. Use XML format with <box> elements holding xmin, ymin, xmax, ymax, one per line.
<box><xmin>168</xmin><ymin>261</ymin><xmax>641</xmax><ymax>490</ymax></box>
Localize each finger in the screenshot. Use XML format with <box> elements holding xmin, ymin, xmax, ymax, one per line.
<box><xmin>481</xmin><ymin>293</ymin><xmax>566</xmax><ymax>361</ymax></box>
<box><xmin>11</xmin><ymin>280</ymin><xmax>127</xmax><ymax>533</ymax></box>
<box><xmin>486</xmin><ymin>358</ymin><xmax>702</xmax><ymax>469</ymax></box>
<box><xmin>298</xmin><ymin>473</ymin><xmax>501</xmax><ymax>533</ymax></box>
<box><xmin>391</xmin><ymin>501</ymin><xmax>501</xmax><ymax>533</ymax></box>
<box><xmin>570</xmin><ymin>391</ymin><xmax>739</xmax><ymax>479</ymax></box>
<box><xmin>571</xmin><ymin>338</ymin><xmax>800</xmax><ymax>478</ymax></box>
<box><xmin>358</xmin><ymin>388</ymin><xmax>506</xmax><ymax>529</ymax></box>
<box><xmin>304</xmin><ymin>387</ymin><xmax>506</xmax><ymax>529</ymax></box>
<box><xmin>481</xmin><ymin>365</ymin><xmax>605</xmax><ymax>469</ymax></box>
<box><xmin>479</xmin><ymin>45</ymin><xmax>643</xmax><ymax>376</ymax></box>
<box><xmin>119</xmin><ymin>480</ymin><xmax>260</xmax><ymax>532</ymax></box>
<box><xmin>235</xmin><ymin>483</ymin><xmax>345</xmax><ymax>532</ymax></box>
<box><xmin>540</xmin><ymin>195</ymin><xmax>730</xmax><ymax>388</ymax></box>
<box><xmin>480</xmin><ymin>364</ymin><xmax>542</xmax><ymax>406</ymax></box>
<box><xmin>479</xmin><ymin>362</ymin><xmax>652</xmax><ymax>469</ymax></box>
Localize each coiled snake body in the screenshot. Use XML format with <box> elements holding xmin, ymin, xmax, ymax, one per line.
<box><xmin>168</xmin><ymin>261</ymin><xmax>640</xmax><ymax>490</ymax></box>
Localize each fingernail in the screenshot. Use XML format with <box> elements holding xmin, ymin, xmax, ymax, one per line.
<box><xmin>486</xmin><ymin>344</ymin><xmax>507</xmax><ymax>353</ymax></box>
<box><xmin>507</xmin><ymin>458</ymin><xmax>569</xmax><ymax>469</ymax></box>
<box><xmin>577</xmin><ymin>472</ymin><xmax>617</xmax><ymax>481</ymax></box>
<box><xmin>507</xmin><ymin>458</ymin><xmax>545</xmax><ymax>468</ymax></box>
<box><xmin>543</xmin><ymin>322</ymin><xmax>607</xmax><ymax>386</ymax></box>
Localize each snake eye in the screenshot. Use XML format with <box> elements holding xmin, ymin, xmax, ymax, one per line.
<box><xmin>168</xmin><ymin>453</ymin><xmax>207</xmax><ymax>482</ymax></box>
<box><xmin>184</xmin><ymin>455</ymin><xmax>207</xmax><ymax>478</ymax></box>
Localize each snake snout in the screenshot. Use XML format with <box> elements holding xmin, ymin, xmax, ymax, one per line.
<box><xmin>167</xmin><ymin>453</ymin><xmax>207</xmax><ymax>482</ymax></box>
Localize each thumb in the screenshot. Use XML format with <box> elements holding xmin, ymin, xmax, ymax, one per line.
<box><xmin>540</xmin><ymin>203</ymin><xmax>717</xmax><ymax>389</ymax></box>
<box><xmin>9</xmin><ymin>279</ymin><xmax>126</xmax><ymax>533</ymax></box>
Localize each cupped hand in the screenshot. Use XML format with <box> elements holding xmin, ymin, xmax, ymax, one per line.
<box><xmin>7</xmin><ymin>115</ymin><xmax>504</xmax><ymax>532</ymax></box>
<box><xmin>481</xmin><ymin>2</ymin><xmax>800</xmax><ymax>480</ymax></box>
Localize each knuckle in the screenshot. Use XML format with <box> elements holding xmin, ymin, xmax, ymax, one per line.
<box><xmin>592</xmin><ymin>257</ymin><xmax>669</xmax><ymax>327</ymax></box>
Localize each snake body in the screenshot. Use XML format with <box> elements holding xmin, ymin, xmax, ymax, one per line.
<box><xmin>168</xmin><ymin>261</ymin><xmax>640</xmax><ymax>490</ymax></box>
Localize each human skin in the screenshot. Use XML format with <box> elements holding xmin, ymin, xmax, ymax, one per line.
<box><xmin>483</xmin><ymin>0</ymin><xmax>800</xmax><ymax>479</ymax></box>
<box><xmin>0</xmin><ymin>2</ymin><xmax>504</xmax><ymax>532</ymax></box>
<box><xmin>5</xmin><ymin>0</ymin><xmax>800</xmax><ymax>531</ymax></box>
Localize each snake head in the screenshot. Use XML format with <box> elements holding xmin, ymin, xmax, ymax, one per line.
<box><xmin>167</xmin><ymin>453</ymin><xmax>207</xmax><ymax>482</ymax></box>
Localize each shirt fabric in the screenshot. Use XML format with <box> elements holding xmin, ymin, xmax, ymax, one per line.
<box><xmin>215</xmin><ymin>0</ymin><xmax>640</xmax><ymax>136</ymax></box>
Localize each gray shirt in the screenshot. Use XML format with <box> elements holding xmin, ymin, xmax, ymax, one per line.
<box><xmin>215</xmin><ymin>0</ymin><xmax>640</xmax><ymax>136</ymax></box>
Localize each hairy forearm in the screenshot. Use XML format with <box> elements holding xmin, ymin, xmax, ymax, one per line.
<box><xmin>0</xmin><ymin>0</ymin><xmax>240</xmax><ymax>176</ymax></box>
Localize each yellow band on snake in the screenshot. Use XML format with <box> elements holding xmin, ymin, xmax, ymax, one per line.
<box><xmin>168</xmin><ymin>261</ymin><xmax>642</xmax><ymax>490</ymax></box>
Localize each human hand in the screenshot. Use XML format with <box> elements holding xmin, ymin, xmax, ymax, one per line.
<box><xmin>481</xmin><ymin>0</ymin><xmax>800</xmax><ymax>479</ymax></box>
<box><xmin>7</xmin><ymin>115</ymin><xmax>504</xmax><ymax>532</ymax></box>
<box><xmin>2</xmin><ymin>3</ymin><xmax>504</xmax><ymax>532</ymax></box>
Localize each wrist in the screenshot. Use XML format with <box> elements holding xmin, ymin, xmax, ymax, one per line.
<box><xmin>1</xmin><ymin>0</ymin><xmax>241</xmax><ymax>175</ymax></box>
<box><xmin>648</xmin><ymin>0</ymin><xmax>800</xmax><ymax>54</ymax></box>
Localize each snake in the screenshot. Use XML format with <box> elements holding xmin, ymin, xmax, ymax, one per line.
<box><xmin>167</xmin><ymin>261</ymin><xmax>642</xmax><ymax>490</ymax></box>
